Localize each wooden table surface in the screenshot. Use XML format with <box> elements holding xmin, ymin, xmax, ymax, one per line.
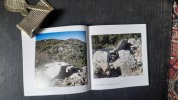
<box><xmin>0</xmin><ymin>0</ymin><xmax>171</xmax><ymax>100</ymax></box>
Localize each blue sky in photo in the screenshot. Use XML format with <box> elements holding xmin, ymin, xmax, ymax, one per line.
<box><xmin>36</xmin><ymin>31</ymin><xmax>86</xmax><ymax>42</ymax></box>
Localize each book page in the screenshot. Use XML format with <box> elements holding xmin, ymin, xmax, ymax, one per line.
<box><xmin>22</xmin><ymin>25</ymin><xmax>90</xmax><ymax>96</ymax></box>
<box><xmin>89</xmin><ymin>24</ymin><xmax>149</xmax><ymax>90</ymax></box>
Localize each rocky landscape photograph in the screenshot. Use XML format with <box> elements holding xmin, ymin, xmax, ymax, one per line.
<box><xmin>92</xmin><ymin>33</ymin><xmax>143</xmax><ymax>79</ymax></box>
<box><xmin>35</xmin><ymin>31</ymin><xmax>88</xmax><ymax>88</ymax></box>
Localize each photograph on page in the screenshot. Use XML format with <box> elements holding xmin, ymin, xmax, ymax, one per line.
<box><xmin>35</xmin><ymin>31</ymin><xmax>88</xmax><ymax>88</ymax></box>
<box><xmin>22</xmin><ymin>26</ymin><xmax>89</xmax><ymax>96</ymax></box>
<box><xmin>92</xmin><ymin>33</ymin><xmax>142</xmax><ymax>78</ymax></box>
<box><xmin>89</xmin><ymin>24</ymin><xmax>149</xmax><ymax>90</ymax></box>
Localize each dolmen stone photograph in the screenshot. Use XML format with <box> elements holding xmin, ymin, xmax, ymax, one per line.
<box><xmin>34</xmin><ymin>32</ymin><xmax>88</xmax><ymax>88</ymax></box>
<box><xmin>92</xmin><ymin>34</ymin><xmax>143</xmax><ymax>78</ymax></box>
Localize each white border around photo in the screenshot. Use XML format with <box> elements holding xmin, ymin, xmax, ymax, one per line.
<box><xmin>22</xmin><ymin>25</ymin><xmax>90</xmax><ymax>96</ymax></box>
<box><xmin>88</xmin><ymin>24</ymin><xmax>149</xmax><ymax>90</ymax></box>
<box><xmin>22</xmin><ymin>24</ymin><xmax>149</xmax><ymax>96</ymax></box>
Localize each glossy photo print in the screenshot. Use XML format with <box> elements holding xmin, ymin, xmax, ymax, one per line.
<box><xmin>35</xmin><ymin>31</ymin><xmax>88</xmax><ymax>88</ymax></box>
<box><xmin>91</xmin><ymin>33</ymin><xmax>142</xmax><ymax>79</ymax></box>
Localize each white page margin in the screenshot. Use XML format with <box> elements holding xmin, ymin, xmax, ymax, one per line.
<box><xmin>22</xmin><ymin>25</ymin><xmax>90</xmax><ymax>96</ymax></box>
<box><xmin>88</xmin><ymin>24</ymin><xmax>149</xmax><ymax>90</ymax></box>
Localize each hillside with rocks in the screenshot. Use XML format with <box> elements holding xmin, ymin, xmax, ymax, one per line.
<box><xmin>35</xmin><ymin>38</ymin><xmax>87</xmax><ymax>87</ymax></box>
<box><xmin>93</xmin><ymin>37</ymin><xmax>143</xmax><ymax>78</ymax></box>
<box><xmin>35</xmin><ymin>38</ymin><xmax>87</xmax><ymax>68</ymax></box>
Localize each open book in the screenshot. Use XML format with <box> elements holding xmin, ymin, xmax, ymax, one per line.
<box><xmin>22</xmin><ymin>24</ymin><xmax>149</xmax><ymax>96</ymax></box>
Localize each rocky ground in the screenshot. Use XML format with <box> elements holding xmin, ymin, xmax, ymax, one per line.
<box><xmin>35</xmin><ymin>62</ymin><xmax>87</xmax><ymax>88</ymax></box>
<box><xmin>35</xmin><ymin>38</ymin><xmax>88</xmax><ymax>88</ymax></box>
<box><xmin>93</xmin><ymin>38</ymin><xmax>143</xmax><ymax>78</ymax></box>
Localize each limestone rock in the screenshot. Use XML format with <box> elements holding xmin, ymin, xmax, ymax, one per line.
<box><xmin>128</xmin><ymin>38</ymin><xmax>141</xmax><ymax>48</ymax></box>
<box><xmin>134</xmin><ymin>48</ymin><xmax>142</xmax><ymax>65</ymax></box>
<box><xmin>52</xmin><ymin>74</ymin><xmax>84</xmax><ymax>87</ymax></box>
<box><xmin>44</xmin><ymin>62</ymin><xmax>62</xmax><ymax>79</ymax></box>
<box><xmin>128</xmin><ymin>38</ymin><xmax>136</xmax><ymax>45</ymax></box>
<box><xmin>93</xmin><ymin>50</ymin><xmax>109</xmax><ymax>75</ymax></box>
<box><xmin>44</xmin><ymin>62</ymin><xmax>74</xmax><ymax>79</ymax></box>
<box><xmin>36</xmin><ymin>60</ymin><xmax>88</xmax><ymax>87</ymax></box>
<box><xmin>111</xmin><ymin>50</ymin><xmax>137</xmax><ymax>75</ymax></box>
